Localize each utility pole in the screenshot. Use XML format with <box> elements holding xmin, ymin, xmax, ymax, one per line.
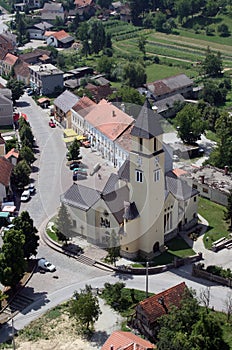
<box><xmin>146</xmin><ymin>261</ymin><xmax>149</xmax><ymax>298</ymax></box>
<box><xmin>12</xmin><ymin>317</ymin><xmax>16</xmax><ymax>350</ymax></box>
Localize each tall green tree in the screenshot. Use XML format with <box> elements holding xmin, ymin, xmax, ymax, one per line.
<box><xmin>11</xmin><ymin>159</ymin><xmax>31</xmax><ymax>188</ymax></box>
<box><xmin>90</xmin><ymin>21</ymin><xmax>106</xmax><ymax>54</ymax></box>
<box><xmin>6</xmin><ymin>79</ymin><xmax>25</xmax><ymax>104</ymax></box>
<box><xmin>55</xmin><ymin>203</ymin><xmax>73</xmax><ymax>244</ymax></box>
<box><xmin>123</xmin><ymin>62</ymin><xmax>147</xmax><ymax>88</ymax></box>
<box><xmin>175</xmin><ymin>104</ymin><xmax>206</xmax><ymax>144</ymax></box>
<box><xmin>69</xmin><ymin>285</ymin><xmax>101</xmax><ymax>333</ymax></box>
<box><xmin>138</xmin><ymin>36</ymin><xmax>147</xmax><ymax>58</ymax></box>
<box><xmin>68</xmin><ymin>138</ymin><xmax>81</xmax><ymax>161</ymax></box>
<box><xmin>13</xmin><ymin>211</ymin><xmax>39</xmax><ymax>259</ymax></box>
<box><xmin>109</xmin><ymin>86</ymin><xmax>146</xmax><ymax>106</ymax></box>
<box><xmin>19</xmin><ymin>124</ymin><xmax>34</xmax><ymax>148</ymax></box>
<box><xmin>97</xmin><ymin>56</ymin><xmax>113</xmax><ymax>79</ymax></box>
<box><xmin>19</xmin><ymin>146</ymin><xmax>36</xmax><ymax>165</ymax></box>
<box><xmin>202</xmin><ymin>47</ymin><xmax>223</xmax><ymax>77</ymax></box>
<box><xmin>0</xmin><ymin>229</ymin><xmax>26</xmax><ymax>288</ymax></box>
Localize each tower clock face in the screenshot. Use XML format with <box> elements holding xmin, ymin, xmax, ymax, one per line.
<box><xmin>137</xmin><ymin>156</ymin><xmax>142</xmax><ymax>167</ymax></box>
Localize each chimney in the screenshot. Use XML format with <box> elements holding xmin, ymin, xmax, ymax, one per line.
<box><xmin>224</xmin><ymin>165</ymin><xmax>229</xmax><ymax>175</ymax></box>
<box><xmin>110</xmin><ymin>345</ymin><xmax>114</xmax><ymax>350</ymax></box>
<box><xmin>200</xmin><ymin>175</ymin><xmax>205</xmax><ymax>184</ymax></box>
<box><xmin>112</xmin><ymin>110</ymin><xmax>116</xmax><ymax>117</ymax></box>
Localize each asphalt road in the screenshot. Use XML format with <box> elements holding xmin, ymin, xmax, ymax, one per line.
<box><xmin>0</xmin><ymin>94</ymin><xmax>231</xmax><ymax>343</ymax></box>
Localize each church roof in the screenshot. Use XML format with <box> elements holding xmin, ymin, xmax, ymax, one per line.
<box><xmin>124</xmin><ymin>201</ymin><xmax>139</xmax><ymax>221</ymax></box>
<box><xmin>103</xmin><ymin>185</ymin><xmax>129</xmax><ymax>224</ymax></box>
<box><xmin>130</xmin><ymin>98</ymin><xmax>163</xmax><ymax>139</ymax></box>
<box><xmin>102</xmin><ymin>173</ymin><xmax>119</xmax><ymax>196</ymax></box>
<box><xmin>61</xmin><ymin>183</ymin><xmax>100</xmax><ymax>210</ymax></box>
<box><xmin>165</xmin><ymin>170</ymin><xmax>198</xmax><ymax>200</ymax></box>
<box><xmin>118</xmin><ymin>159</ymin><xmax>130</xmax><ymax>182</ymax></box>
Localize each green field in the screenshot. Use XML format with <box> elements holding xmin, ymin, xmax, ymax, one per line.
<box><xmin>198</xmin><ymin>197</ymin><xmax>230</xmax><ymax>248</ymax></box>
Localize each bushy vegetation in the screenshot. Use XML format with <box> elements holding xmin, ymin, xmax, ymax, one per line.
<box><xmin>206</xmin><ymin>265</ymin><xmax>232</xmax><ymax>279</ymax></box>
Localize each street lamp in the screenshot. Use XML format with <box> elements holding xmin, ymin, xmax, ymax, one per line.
<box><xmin>145</xmin><ymin>261</ymin><xmax>149</xmax><ymax>298</ymax></box>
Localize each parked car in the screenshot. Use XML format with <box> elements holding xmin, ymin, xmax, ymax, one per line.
<box><xmin>82</xmin><ymin>140</ymin><xmax>91</xmax><ymax>148</ymax></box>
<box><xmin>24</xmin><ymin>184</ymin><xmax>35</xmax><ymax>194</ymax></box>
<box><xmin>38</xmin><ymin>258</ymin><xmax>56</xmax><ymax>272</ymax></box>
<box><xmin>21</xmin><ymin>190</ymin><xmax>31</xmax><ymax>202</ymax></box>
<box><xmin>49</xmin><ymin>119</ymin><xmax>56</xmax><ymax>128</ymax></box>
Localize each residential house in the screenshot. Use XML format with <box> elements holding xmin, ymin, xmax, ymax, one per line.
<box><xmin>74</xmin><ymin>0</ymin><xmax>95</xmax><ymax>18</ymax></box>
<box><xmin>27</xmin><ymin>21</ymin><xmax>53</xmax><ymax>40</ymax></box>
<box><xmin>182</xmin><ymin>164</ymin><xmax>232</xmax><ymax>206</ymax></box>
<box><xmin>14</xmin><ymin>0</ymin><xmax>42</xmax><ymax>11</ymax></box>
<box><xmin>152</xmin><ymin>93</ymin><xmax>185</xmax><ymax>118</ymax></box>
<box><xmin>85</xmin><ymin>83</ymin><xmax>113</xmax><ymax>103</ymax></box>
<box><xmin>53</xmin><ymin>90</ymin><xmax>79</xmax><ymax>128</ymax></box>
<box><xmin>19</xmin><ymin>49</ymin><xmax>52</xmax><ymax>65</ymax></box>
<box><xmin>29</xmin><ymin>63</ymin><xmax>64</xmax><ymax>95</ymax></box>
<box><xmin>45</xmin><ymin>30</ymin><xmax>74</xmax><ymax>48</ymax></box>
<box><xmin>146</xmin><ymin>74</ymin><xmax>193</xmax><ymax>101</ymax></box>
<box><xmin>0</xmin><ymin>89</ymin><xmax>13</xmax><ymax>126</ymax></box>
<box><xmin>64</xmin><ymin>67</ymin><xmax>94</xmax><ymax>90</ymax></box>
<box><xmin>4</xmin><ymin>148</ymin><xmax>19</xmax><ymax>166</ymax></box>
<box><xmin>14</xmin><ymin>60</ymin><xmax>30</xmax><ymax>86</ymax></box>
<box><xmin>120</xmin><ymin>3</ymin><xmax>132</xmax><ymax>22</ymax></box>
<box><xmin>0</xmin><ymin>52</ymin><xmax>18</xmax><ymax>77</ymax></box>
<box><xmin>101</xmin><ymin>331</ymin><xmax>155</xmax><ymax>350</ymax></box>
<box><xmin>61</xmin><ymin>99</ymin><xmax>198</xmax><ymax>257</ymax></box>
<box><xmin>0</xmin><ymin>133</ymin><xmax>5</xmax><ymax>156</ymax></box>
<box><xmin>0</xmin><ymin>31</ymin><xmax>17</xmax><ymax>53</ymax></box>
<box><xmin>133</xmin><ymin>282</ymin><xmax>187</xmax><ymax>339</ymax></box>
<box><xmin>41</xmin><ymin>2</ymin><xmax>65</xmax><ymax>21</ymax></box>
<box><xmin>0</xmin><ymin>156</ymin><xmax>14</xmax><ymax>205</ymax></box>
<box><xmin>37</xmin><ymin>97</ymin><xmax>50</xmax><ymax>108</ymax></box>
<box><xmin>71</xmin><ymin>96</ymin><xmax>96</xmax><ymax>134</ymax></box>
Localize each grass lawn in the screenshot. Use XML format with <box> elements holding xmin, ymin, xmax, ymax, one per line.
<box><xmin>146</xmin><ymin>62</ymin><xmax>198</xmax><ymax>82</ymax></box>
<box><xmin>198</xmin><ymin>197</ymin><xmax>230</xmax><ymax>249</ymax></box>
<box><xmin>205</xmin><ymin>130</ymin><xmax>219</xmax><ymax>143</ymax></box>
<box><xmin>132</xmin><ymin>237</ymin><xmax>195</xmax><ymax>267</ymax></box>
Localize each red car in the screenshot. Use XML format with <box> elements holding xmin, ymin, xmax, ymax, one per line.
<box><xmin>82</xmin><ymin>140</ymin><xmax>91</xmax><ymax>148</ymax></box>
<box><xmin>49</xmin><ymin>120</ymin><xmax>56</xmax><ymax>128</ymax></box>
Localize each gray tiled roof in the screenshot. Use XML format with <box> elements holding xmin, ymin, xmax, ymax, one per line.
<box><xmin>59</xmin><ymin>36</ymin><xmax>74</xmax><ymax>44</ymax></box>
<box><xmin>118</xmin><ymin>159</ymin><xmax>130</xmax><ymax>182</ymax></box>
<box><xmin>153</xmin><ymin>94</ymin><xmax>185</xmax><ymax>114</ymax></box>
<box><xmin>34</xmin><ymin>22</ymin><xmax>53</xmax><ymax>30</ymax></box>
<box><xmin>61</xmin><ymin>183</ymin><xmax>101</xmax><ymax>210</ymax></box>
<box><xmin>102</xmin><ymin>173</ymin><xmax>119</xmax><ymax>196</ymax></box>
<box><xmin>54</xmin><ymin>90</ymin><xmax>79</xmax><ymax>113</ymax></box>
<box><xmin>124</xmin><ymin>201</ymin><xmax>139</xmax><ymax>221</ymax></box>
<box><xmin>103</xmin><ymin>185</ymin><xmax>129</xmax><ymax>223</ymax></box>
<box><xmin>165</xmin><ymin>171</ymin><xmax>198</xmax><ymax>200</ymax></box>
<box><xmin>131</xmin><ymin>98</ymin><xmax>163</xmax><ymax>139</ymax></box>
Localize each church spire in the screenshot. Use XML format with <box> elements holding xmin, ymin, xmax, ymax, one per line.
<box><xmin>131</xmin><ymin>98</ymin><xmax>163</xmax><ymax>139</ymax></box>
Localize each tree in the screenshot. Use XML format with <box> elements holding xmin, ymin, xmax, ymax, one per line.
<box><xmin>202</xmin><ymin>47</ymin><xmax>223</xmax><ymax>77</ymax></box>
<box><xmin>19</xmin><ymin>124</ymin><xmax>34</xmax><ymax>148</ymax></box>
<box><xmin>106</xmin><ymin>230</ymin><xmax>120</xmax><ymax>266</ymax></box>
<box><xmin>19</xmin><ymin>146</ymin><xmax>36</xmax><ymax>165</ymax></box>
<box><xmin>200</xmin><ymin>79</ymin><xmax>228</xmax><ymax>106</ymax></box>
<box><xmin>5</xmin><ymin>137</ymin><xmax>18</xmax><ymax>153</ymax></box>
<box><xmin>11</xmin><ymin>159</ymin><xmax>31</xmax><ymax>188</ymax></box>
<box><xmin>102</xmin><ymin>282</ymin><xmax>126</xmax><ymax>309</ymax></box>
<box><xmin>224</xmin><ymin>189</ymin><xmax>232</xmax><ymax>229</ymax></box>
<box><xmin>55</xmin><ymin>203</ymin><xmax>73</xmax><ymax>244</ymax></box>
<box><xmin>97</xmin><ymin>0</ymin><xmax>112</xmax><ymax>9</ymax></box>
<box><xmin>123</xmin><ymin>62</ymin><xmax>147</xmax><ymax>88</ymax></box>
<box><xmin>13</xmin><ymin>211</ymin><xmax>39</xmax><ymax>259</ymax></box>
<box><xmin>153</xmin><ymin>12</ymin><xmax>167</xmax><ymax>32</ymax></box>
<box><xmin>0</xmin><ymin>229</ymin><xmax>26</xmax><ymax>288</ymax></box>
<box><xmin>138</xmin><ymin>36</ymin><xmax>147</xmax><ymax>58</ymax></box>
<box><xmin>68</xmin><ymin>138</ymin><xmax>81</xmax><ymax>161</ymax></box>
<box><xmin>69</xmin><ymin>285</ymin><xmax>101</xmax><ymax>333</ymax></box>
<box><xmin>175</xmin><ymin>104</ymin><xmax>206</xmax><ymax>144</ymax></box>
<box><xmin>217</xmin><ymin>23</ymin><xmax>230</xmax><ymax>37</ymax></box>
<box><xmin>89</xmin><ymin>21</ymin><xmax>106</xmax><ymax>54</ymax></box>
<box><xmin>6</xmin><ymin>79</ymin><xmax>25</xmax><ymax>104</ymax></box>
<box><xmin>97</xmin><ymin>56</ymin><xmax>113</xmax><ymax>79</ymax></box>
<box><xmin>109</xmin><ymin>86</ymin><xmax>146</xmax><ymax>106</ymax></box>
<box><xmin>174</xmin><ymin>0</ymin><xmax>191</xmax><ymax>24</ymax></box>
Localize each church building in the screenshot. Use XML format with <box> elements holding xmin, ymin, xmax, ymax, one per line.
<box><xmin>61</xmin><ymin>99</ymin><xmax>198</xmax><ymax>259</ymax></box>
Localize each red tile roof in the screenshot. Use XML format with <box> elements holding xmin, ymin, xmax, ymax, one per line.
<box><xmin>37</xmin><ymin>97</ymin><xmax>50</xmax><ymax>104</ymax></box>
<box><xmin>14</xmin><ymin>60</ymin><xmax>30</xmax><ymax>78</ymax></box>
<box><xmin>85</xmin><ymin>83</ymin><xmax>113</xmax><ymax>102</ymax></box>
<box><xmin>74</xmin><ymin>0</ymin><xmax>93</xmax><ymax>7</ymax></box>
<box><xmin>85</xmin><ymin>99</ymin><xmax>134</xmax><ymax>141</ymax></box>
<box><xmin>101</xmin><ymin>331</ymin><xmax>155</xmax><ymax>350</ymax></box>
<box><xmin>4</xmin><ymin>148</ymin><xmax>19</xmax><ymax>160</ymax></box>
<box><xmin>72</xmin><ymin>96</ymin><xmax>96</xmax><ymax>116</ymax></box>
<box><xmin>4</xmin><ymin>53</ymin><xmax>18</xmax><ymax>66</ymax></box>
<box><xmin>137</xmin><ymin>282</ymin><xmax>187</xmax><ymax>324</ymax></box>
<box><xmin>172</xmin><ymin>168</ymin><xmax>187</xmax><ymax>177</ymax></box>
<box><xmin>0</xmin><ymin>156</ymin><xmax>14</xmax><ymax>187</ymax></box>
<box><xmin>46</xmin><ymin>30</ymin><xmax>70</xmax><ymax>40</ymax></box>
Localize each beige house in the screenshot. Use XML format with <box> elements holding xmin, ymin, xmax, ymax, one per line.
<box><xmin>0</xmin><ymin>156</ymin><xmax>14</xmax><ymax>205</ymax></box>
<box><xmin>0</xmin><ymin>90</ymin><xmax>13</xmax><ymax>126</ymax></box>
<box><xmin>61</xmin><ymin>99</ymin><xmax>198</xmax><ymax>259</ymax></box>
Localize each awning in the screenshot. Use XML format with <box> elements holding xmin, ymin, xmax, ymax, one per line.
<box><xmin>0</xmin><ymin>212</ymin><xmax>10</xmax><ymax>218</ymax></box>
<box><xmin>63</xmin><ymin>129</ymin><xmax>78</xmax><ymax>138</ymax></box>
<box><xmin>63</xmin><ymin>135</ymin><xmax>86</xmax><ymax>143</ymax></box>
<box><xmin>2</xmin><ymin>205</ymin><xmax>16</xmax><ymax>213</ymax></box>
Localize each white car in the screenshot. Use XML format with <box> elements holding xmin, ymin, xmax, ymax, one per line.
<box><xmin>21</xmin><ymin>190</ymin><xmax>31</xmax><ymax>202</ymax></box>
<box><xmin>38</xmin><ymin>258</ymin><xmax>56</xmax><ymax>272</ymax></box>
<box><xmin>24</xmin><ymin>184</ymin><xmax>35</xmax><ymax>194</ymax></box>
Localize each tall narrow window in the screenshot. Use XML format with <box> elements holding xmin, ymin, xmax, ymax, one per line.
<box><xmin>154</xmin><ymin>169</ymin><xmax>160</xmax><ymax>182</ymax></box>
<box><xmin>154</xmin><ymin>138</ymin><xmax>157</xmax><ymax>152</ymax></box>
<box><xmin>139</xmin><ymin>138</ymin><xmax>143</xmax><ymax>152</ymax></box>
<box><xmin>135</xmin><ymin>170</ymin><xmax>143</xmax><ymax>183</ymax></box>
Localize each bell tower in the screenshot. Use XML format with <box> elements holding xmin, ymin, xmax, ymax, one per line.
<box><xmin>120</xmin><ymin>99</ymin><xmax>165</xmax><ymax>259</ymax></box>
